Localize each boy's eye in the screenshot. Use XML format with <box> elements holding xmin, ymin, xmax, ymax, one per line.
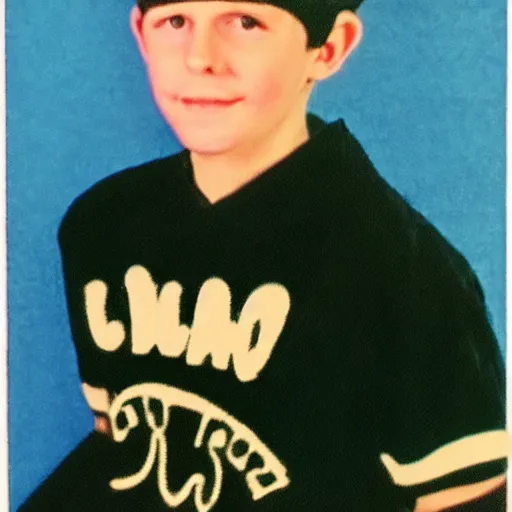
<box><xmin>238</xmin><ymin>15</ymin><xmax>262</xmax><ymax>30</ymax></box>
<box><xmin>161</xmin><ymin>13</ymin><xmax>263</xmax><ymax>32</ymax></box>
<box><xmin>167</xmin><ymin>15</ymin><xmax>186</xmax><ymax>29</ymax></box>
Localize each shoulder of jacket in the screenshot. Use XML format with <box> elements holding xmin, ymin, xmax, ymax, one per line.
<box><xmin>408</xmin><ymin>209</ymin><xmax>478</xmax><ymax>290</ymax></box>
<box><xmin>334</xmin><ymin>125</ymin><xmax>475</xmax><ymax>287</ymax></box>
<box><xmin>57</xmin><ymin>152</ymin><xmax>183</xmax><ymax>245</ymax></box>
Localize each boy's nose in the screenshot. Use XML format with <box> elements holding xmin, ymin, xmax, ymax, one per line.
<box><xmin>185</xmin><ymin>25</ymin><xmax>226</xmax><ymax>75</ymax></box>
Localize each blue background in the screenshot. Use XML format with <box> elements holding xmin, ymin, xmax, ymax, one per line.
<box><xmin>7</xmin><ymin>0</ymin><xmax>506</xmax><ymax>509</ymax></box>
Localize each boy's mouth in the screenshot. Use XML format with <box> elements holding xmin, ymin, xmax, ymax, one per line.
<box><xmin>180</xmin><ymin>97</ymin><xmax>244</xmax><ymax>107</ymax></box>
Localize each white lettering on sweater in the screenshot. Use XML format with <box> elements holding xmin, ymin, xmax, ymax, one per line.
<box><xmin>84</xmin><ymin>265</ymin><xmax>291</xmax><ymax>382</ymax></box>
<box><xmin>108</xmin><ymin>383</ymin><xmax>290</xmax><ymax>511</ymax></box>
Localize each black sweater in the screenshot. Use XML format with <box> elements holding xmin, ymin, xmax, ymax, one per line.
<box><xmin>35</xmin><ymin>115</ymin><xmax>506</xmax><ymax>511</ymax></box>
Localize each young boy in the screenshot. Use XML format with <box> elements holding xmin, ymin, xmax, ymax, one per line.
<box><xmin>20</xmin><ymin>0</ymin><xmax>508</xmax><ymax>510</ymax></box>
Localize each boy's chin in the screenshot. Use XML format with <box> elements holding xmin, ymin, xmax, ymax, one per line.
<box><xmin>175</xmin><ymin>131</ymin><xmax>245</xmax><ymax>157</ymax></box>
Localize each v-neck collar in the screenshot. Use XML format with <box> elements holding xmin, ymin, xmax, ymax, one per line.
<box><xmin>179</xmin><ymin>115</ymin><xmax>329</xmax><ymax>199</ymax></box>
<box><xmin>171</xmin><ymin>114</ymin><xmax>360</xmax><ymax>235</ymax></box>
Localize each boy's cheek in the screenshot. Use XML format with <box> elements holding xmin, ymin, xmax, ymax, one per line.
<box><xmin>147</xmin><ymin>65</ymin><xmax>179</xmax><ymax>98</ymax></box>
<box><xmin>256</xmin><ymin>79</ymin><xmax>282</xmax><ymax>105</ymax></box>
<box><xmin>250</xmin><ymin>73</ymin><xmax>294</xmax><ymax>110</ymax></box>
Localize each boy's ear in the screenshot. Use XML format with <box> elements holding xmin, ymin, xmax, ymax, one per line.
<box><xmin>309</xmin><ymin>11</ymin><xmax>363</xmax><ymax>82</ymax></box>
<box><xmin>130</xmin><ymin>5</ymin><xmax>149</xmax><ymax>63</ymax></box>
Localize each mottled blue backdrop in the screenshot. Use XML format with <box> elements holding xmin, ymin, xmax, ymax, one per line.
<box><xmin>7</xmin><ymin>0</ymin><xmax>506</xmax><ymax>509</ymax></box>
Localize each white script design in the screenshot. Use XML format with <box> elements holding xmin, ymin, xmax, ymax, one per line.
<box><xmin>108</xmin><ymin>383</ymin><xmax>290</xmax><ymax>511</ymax></box>
<box><xmin>84</xmin><ymin>265</ymin><xmax>291</xmax><ymax>382</ymax></box>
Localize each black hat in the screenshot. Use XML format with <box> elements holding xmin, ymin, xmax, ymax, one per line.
<box><xmin>136</xmin><ymin>0</ymin><xmax>364</xmax><ymax>48</ymax></box>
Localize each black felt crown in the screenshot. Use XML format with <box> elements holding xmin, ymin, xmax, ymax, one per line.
<box><xmin>136</xmin><ymin>0</ymin><xmax>364</xmax><ymax>48</ymax></box>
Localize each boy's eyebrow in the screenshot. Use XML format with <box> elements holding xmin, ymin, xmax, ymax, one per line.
<box><xmin>145</xmin><ymin>2</ymin><xmax>277</xmax><ymax>20</ymax></box>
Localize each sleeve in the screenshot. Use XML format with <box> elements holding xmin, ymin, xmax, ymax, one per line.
<box><xmin>58</xmin><ymin>197</ymin><xmax>112</xmax><ymax>394</ymax></box>
<box><xmin>375</xmin><ymin>217</ymin><xmax>508</xmax><ymax>507</ymax></box>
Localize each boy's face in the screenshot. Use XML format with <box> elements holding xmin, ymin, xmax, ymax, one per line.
<box><xmin>131</xmin><ymin>1</ymin><xmax>321</xmax><ymax>155</ymax></box>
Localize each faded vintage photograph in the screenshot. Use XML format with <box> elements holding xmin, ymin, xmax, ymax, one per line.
<box><xmin>7</xmin><ymin>0</ymin><xmax>508</xmax><ymax>510</ymax></box>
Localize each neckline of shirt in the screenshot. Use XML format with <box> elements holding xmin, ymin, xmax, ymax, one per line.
<box><xmin>173</xmin><ymin>116</ymin><xmax>348</xmax><ymax>225</ymax></box>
